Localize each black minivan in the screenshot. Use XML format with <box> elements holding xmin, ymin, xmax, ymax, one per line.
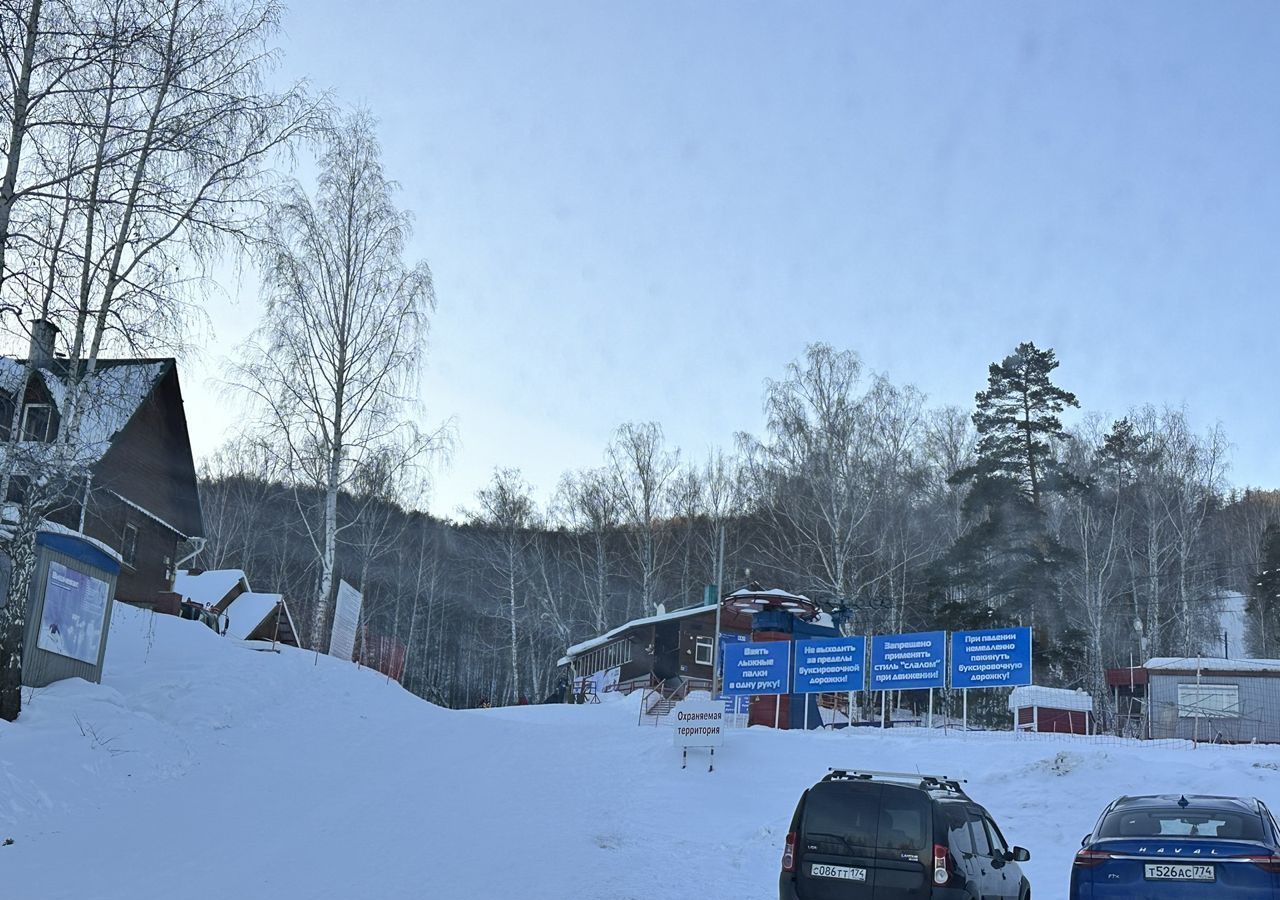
<box><xmin>780</xmin><ymin>769</ymin><xmax>1031</xmax><ymax>900</ymax></box>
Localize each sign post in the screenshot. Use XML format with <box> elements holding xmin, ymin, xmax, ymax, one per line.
<box><xmin>672</xmin><ymin>699</ymin><xmax>724</xmax><ymax>771</ymax></box>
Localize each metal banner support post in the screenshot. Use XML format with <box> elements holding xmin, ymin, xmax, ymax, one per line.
<box><xmin>928</xmin><ymin>688</ymin><xmax>934</xmax><ymax>729</ymax></box>
<box><xmin>963</xmin><ymin>689</ymin><xmax>968</xmax><ymax>732</ymax></box>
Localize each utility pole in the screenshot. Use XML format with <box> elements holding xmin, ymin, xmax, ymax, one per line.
<box><xmin>711</xmin><ymin>524</ymin><xmax>726</xmax><ymax>697</ymax></box>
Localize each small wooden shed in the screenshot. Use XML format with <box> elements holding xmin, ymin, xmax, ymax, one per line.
<box><xmin>1009</xmin><ymin>685</ymin><xmax>1095</xmax><ymax>735</ymax></box>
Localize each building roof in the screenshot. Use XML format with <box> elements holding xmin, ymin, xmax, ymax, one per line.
<box><xmin>224</xmin><ymin>592</ymin><xmax>284</xmax><ymax>641</ymax></box>
<box><xmin>1008</xmin><ymin>685</ymin><xmax>1094</xmax><ymax>713</ymax></box>
<box><xmin>34</xmin><ymin>520</ymin><xmax>123</xmax><ymax>563</ymax></box>
<box><xmin>0</xmin><ymin>356</ymin><xmax>204</xmax><ymax>538</ymax></box>
<box><xmin>174</xmin><ymin>569</ymin><xmax>250</xmax><ymax>610</ymax></box>
<box><xmin>559</xmin><ymin>604</ymin><xmax>717</xmax><ymax>666</ymax></box>
<box><xmin>1145</xmin><ymin>657</ymin><xmax>1280</xmax><ymax>674</ymax></box>
<box><xmin>0</xmin><ymin>357</ymin><xmax>168</xmax><ymax>462</ymax></box>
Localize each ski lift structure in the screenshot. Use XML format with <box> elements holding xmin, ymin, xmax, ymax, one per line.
<box><xmin>714</xmin><ymin>582</ymin><xmax>838</xmax><ymax>729</ymax></box>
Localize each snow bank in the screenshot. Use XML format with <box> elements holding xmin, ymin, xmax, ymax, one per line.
<box><xmin>2</xmin><ymin>605</ymin><xmax>1279</xmax><ymax>900</ymax></box>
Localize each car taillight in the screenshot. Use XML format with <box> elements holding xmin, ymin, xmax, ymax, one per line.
<box><xmin>782</xmin><ymin>832</ymin><xmax>796</xmax><ymax>872</ymax></box>
<box><xmin>1239</xmin><ymin>855</ymin><xmax>1280</xmax><ymax>874</ymax></box>
<box><xmin>1074</xmin><ymin>849</ymin><xmax>1114</xmax><ymax>868</ymax></box>
<box><xmin>933</xmin><ymin>843</ymin><xmax>951</xmax><ymax>885</ymax></box>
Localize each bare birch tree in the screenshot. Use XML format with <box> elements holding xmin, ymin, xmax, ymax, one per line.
<box><xmin>234</xmin><ymin>108</ymin><xmax>434</xmax><ymax>651</ymax></box>
<box><xmin>0</xmin><ymin>0</ymin><xmax>312</xmax><ymax>721</ymax></box>
<box><xmin>606</xmin><ymin>421</ymin><xmax>678</xmax><ymax>616</ymax></box>
<box><xmin>554</xmin><ymin>466</ymin><xmax>617</xmax><ymax>633</ymax></box>
<box><xmin>472</xmin><ymin>467</ymin><xmax>535</xmax><ymax>704</ymax></box>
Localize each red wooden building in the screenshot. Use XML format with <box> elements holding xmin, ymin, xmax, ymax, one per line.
<box><xmin>1009</xmin><ymin>685</ymin><xmax>1095</xmax><ymax>735</ymax></box>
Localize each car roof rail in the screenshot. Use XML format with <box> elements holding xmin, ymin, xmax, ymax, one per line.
<box><xmin>824</xmin><ymin>768</ymin><xmax>969</xmax><ymax>796</ymax></box>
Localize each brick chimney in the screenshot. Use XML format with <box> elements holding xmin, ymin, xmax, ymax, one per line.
<box><xmin>28</xmin><ymin>319</ymin><xmax>59</xmax><ymax>368</ymax></box>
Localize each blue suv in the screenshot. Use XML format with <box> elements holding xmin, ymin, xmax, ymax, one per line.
<box><xmin>1072</xmin><ymin>794</ymin><xmax>1280</xmax><ymax>899</ymax></box>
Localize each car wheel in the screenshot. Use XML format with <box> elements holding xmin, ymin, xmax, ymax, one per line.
<box><xmin>1019</xmin><ymin>878</ymin><xmax>1030</xmax><ymax>900</ymax></box>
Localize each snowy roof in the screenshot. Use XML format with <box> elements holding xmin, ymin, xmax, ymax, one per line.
<box><xmin>62</xmin><ymin>362</ymin><xmax>168</xmax><ymax>460</ymax></box>
<box><xmin>224</xmin><ymin>592</ymin><xmax>284</xmax><ymax>641</ymax></box>
<box><xmin>1008</xmin><ymin>686</ymin><xmax>1094</xmax><ymax>713</ymax></box>
<box><xmin>1145</xmin><ymin>657</ymin><xmax>1280</xmax><ymax>674</ymax></box>
<box><xmin>0</xmin><ymin>357</ymin><xmax>26</xmax><ymax>394</ymax></box>
<box><xmin>0</xmin><ymin>358</ymin><xmax>168</xmax><ymax>465</ymax></box>
<box><xmin>174</xmin><ymin>569</ymin><xmax>250</xmax><ymax>609</ymax></box>
<box><xmin>36</xmin><ymin>520</ymin><xmax>123</xmax><ymax>563</ymax></box>
<box><xmin>559</xmin><ymin>604</ymin><xmax>716</xmax><ymax>665</ymax></box>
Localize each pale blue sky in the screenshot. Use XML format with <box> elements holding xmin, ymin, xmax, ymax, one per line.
<box><xmin>188</xmin><ymin>1</ymin><xmax>1280</xmax><ymax>514</ymax></box>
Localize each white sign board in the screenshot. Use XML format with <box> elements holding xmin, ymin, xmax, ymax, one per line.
<box><xmin>37</xmin><ymin>561</ymin><xmax>110</xmax><ymax>664</ymax></box>
<box><xmin>329</xmin><ymin>579</ymin><xmax>362</xmax><ymax>661</ymax></box>
<box><xmin>672</xmin><ymin>700</ymin><xmax>725</xmax><ymax>749</ymax></box>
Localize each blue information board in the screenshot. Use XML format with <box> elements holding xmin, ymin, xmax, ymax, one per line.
<box><xmin>869</xmin><ymin>631</ymin><xmax>946</xmax><ymax>690</ymax></box>
<box><xmin>722</xmin><ymin>641</ymin><xmax>792</xmax><ymax>696</ymax></box>
<box><xmin>794</xmin><ymin>637</ymin><xmax>866</xmax><ymax>693</ymax></box>
<box><xmin>950</xmin><ymin>627</ymin><xmax>1032</xmax><ymax>688</ymax></box>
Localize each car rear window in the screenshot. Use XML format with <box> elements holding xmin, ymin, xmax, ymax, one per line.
<box><xmin>1098</xmin><ymin>807</ymin><xmax>1265</xmax><ymax>840</ymax></box>
<box><xmin>803</xmin><ymin>783</ymin><xmax>930</xmax><ymax>853</ymax></box>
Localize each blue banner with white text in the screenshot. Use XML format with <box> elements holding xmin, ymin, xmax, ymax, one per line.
<box><xmin>869</xmin><ymin>631</ymin><xmax>946</xmax><ymax>690</ymax></box>
<box><xmin>722</xmin><ymin>641</ymin><xmax>792</xmax><ymax>696</ymax></box>
<box><xmin>793</xmin><ymin>636</ymin><xmax>866</xmax><ymax>693</ymax></box>
<box><xmin>950</xmin><ymin>627</ymin><xmax>1032</xmax><ymax>688</ymax></box>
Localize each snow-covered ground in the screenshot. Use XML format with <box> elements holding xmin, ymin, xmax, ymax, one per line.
<box><xmin>3</xmin><ymin>607</ymin><xmax>1279</xmax><ymax>900</ymax></box>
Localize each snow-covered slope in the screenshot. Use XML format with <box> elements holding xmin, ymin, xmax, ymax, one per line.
<box><xmin>3</xmin><ymin>606</ymin><xmax>1279</xmax><ymax>900</ymax></box>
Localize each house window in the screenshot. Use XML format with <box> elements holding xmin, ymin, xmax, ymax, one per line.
<box><xmin>1177</xmin><ymin>683</ymin><xmax>1239</xmax><ymax>718</ymax></box>
<box><xmin>122</xmin><ymin>524</ymin><xmax>139</xmax><ymax>567</ymax></box>
<box><xmin>695</xmin><ymin>636</ymin><xmax>714</xmax><ymax>666</ymax></box>
<box><xmin>21</xmin><ymin>403</ymin><xmax>54</xmax><ymax>441</ymax></box>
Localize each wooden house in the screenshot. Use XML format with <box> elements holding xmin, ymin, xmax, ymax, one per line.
<box><xmin>173</xmin><ymin>568</ymin><xmax>300</xmax><ymax>648</ymax></box>
<box><xmin>558</xmin><ymin>603</ymin><xmax>755</xmax><ymax>698</ymax></box>
<box><xmin>2</xmin><ymin>324</ymin><xmax>204</xmax><ymax>613</ymax></box>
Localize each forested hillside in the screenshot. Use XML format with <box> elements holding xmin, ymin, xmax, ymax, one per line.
<box><xmin>195</xmin><ymin>342</ymin><xmax>1280</xmax><ymax>713</ymax></box>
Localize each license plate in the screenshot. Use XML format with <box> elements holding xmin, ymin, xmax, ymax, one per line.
<box><xmin>810</xmin><ymin>863</ymin><xmax>867</xmax><ymax>881</ymax></box>
<box><xmin>1144</xmin><ymin>863</ymin><xmax>1215</xmax><ymax>881</ymax></box>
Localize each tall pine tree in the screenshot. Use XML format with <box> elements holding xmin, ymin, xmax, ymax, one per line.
<box><xmin>943</xmin><ymin>342</ymin><xmax>1081</xmax><ymax>674</ymax></box>
<box><xmin>968</xmin><ymin>342</ymin><xmax>1080</xmax><ymax>508</ymax></box>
